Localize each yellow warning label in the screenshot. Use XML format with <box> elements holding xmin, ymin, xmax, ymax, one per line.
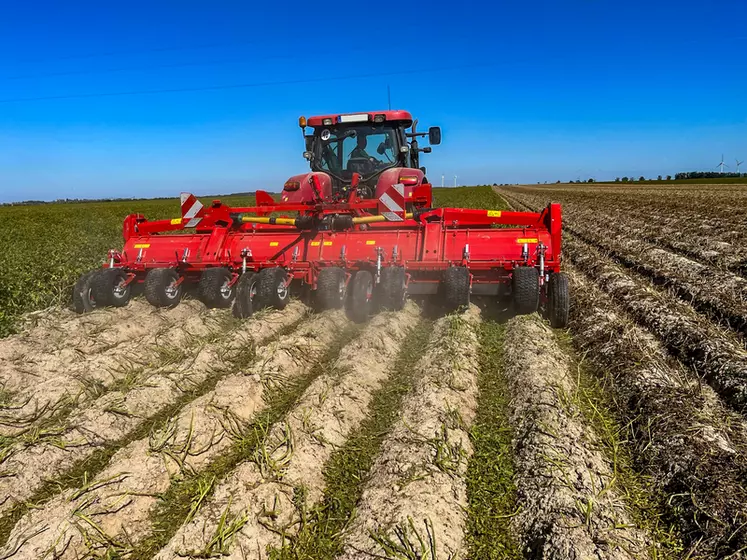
<box><xmin>311</xmin><ymin>241</ymin><xmax>320</xmax><ymax>247</ymax></box>
<box><xmin>323</xmin><ymin>241</ymin><xmax>333</xmax><ymax>246</ymax></box>
<box><xmin>170</xmin><ymin>218</ymin><xmax>182</xmax><ymax>225</ymax></box>
<box><xmin>134</xmin><ymin>243</ymin><xmax>150</xmax><ymax>249</ymax></box>
<box><xmin>366</xmin><ymin>240</ymin><xmax>376</xmax><ymax>245</ymax></box>
<box><xmin>269</xmin><ymin>241</ymin><xmax>279</xmax><ymax>247</ymax></box>
<box><xmin>517</xmin><ymin>238</ymin><xmax>538</xmax><ymax>243</ymax></box>
<box><xmin>487</xmin><ymin>210</ymin><xmax>502</xmax><ymax>217</ymax></box>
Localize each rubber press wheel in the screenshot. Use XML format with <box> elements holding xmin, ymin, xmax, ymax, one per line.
<box><xmin>257</xmin><ymin>268</ymin><xmax>290</xmax><ymax>310</ymax></box>
<box><xmin>512</xmin><ymin>266</ymin><xmax>539</xmax><ymax>315</ymax></box>
<box><xmin>378</xmin><ymin>266</ymin><xmax>407</xmax><ymax>311</ymax></box>
<box><xmin>347</xmin><ymin>270</ymin><xmax>374</xmax><ymax>323</ymax></box>
<box><xmin>72</xmin><ymin>270</ymin><xmax>101</xmax><ymax>313</ymax></box>
<box><xmin>144</xmin><ymin>268</ymin><xmax>183</xmax><ymax>308</ymax></box>
<box><xmin>548</xmin><ymin>272</ymin><xmax>569</xmax><ymax>328</ymax></box>
<box><xmin>92</xmin><ymin>268</ymin><xmax>132</xmax><ymax>308</ymax></box>
<box><xmin>442</xmin><ymin>266</ymin><xmax>470</xmax><ymax>311</ymax></box>
<box><xmin>315</xmin><ymin>267</ymin><xmax>347</xmax><ymax>310</ymax></box>
<box><xmin>199</xmin><ymin>268</ymin><xmax>235</xmax><ymax>309</ymax></box>
<box><xmin>232</xmin><ymin>272</ymin><xmax>259</xmax><ymax>319</ymax></box>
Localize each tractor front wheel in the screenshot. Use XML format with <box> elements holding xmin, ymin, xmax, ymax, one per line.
<box><xmin>512</xmin><ymin>266</ymin><xmax>539</xmax><ymax>315</ymax></box>
<box><xmin>378</xmin><ymin>266</ymin><xmax>407</xmax><ymax>311</ymax></box>
<box><xmin>315</xmin><ymin>267</ymin><xmax>346</xmax><ymax>311</ymax></box>
<box><xmin>144</xmin><ymin>268</ymin><xmax>183</xmax><ymax>308</ymax></box>
<box><xmin>199</xmin><ymin>268</ymin><xmax>234</xmax><ymax>309</ymax></box>
<box><xmin>442</xmin><ymin>266</ymin><xmax>470</xmax><ymax>311</ymax></box>
<box><xmin>548</xmin><ymin>272</ymin><xmax>569</xmax><ymax>328</ymax></box>
<box><xmin>348</xmin><ymin>270</ymin><xmax>374</xmax><ymax>323</ymax></box>
<box><xmin>258</xmin><ymin>268</ymin><xmax>290</xmax><ymax>310</ymax></box>
<box><xmin>232</xmin><ymin>272</ymin><xmax>259</xmax><ymax>318</ymax></box>
<box><xmin>72</xmin><ymin>270</ymin><xmax>101</xmax><ymax>313</ymax></box>
<box><xmin>92</xmin><ymin>268</ymin><xmax>131</xmax><ymax>308</ymax></box>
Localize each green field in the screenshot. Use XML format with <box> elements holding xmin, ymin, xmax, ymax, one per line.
<box><xmin>0</xmin><ymin>187</ymin><xmax>505</xmax><ymax>336</ymax></box>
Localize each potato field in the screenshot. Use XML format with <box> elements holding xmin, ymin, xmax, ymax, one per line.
<box><xmin>0</xmin><ymin>183</ymin><xmax>746</xmax><ymax>560</ymax></box>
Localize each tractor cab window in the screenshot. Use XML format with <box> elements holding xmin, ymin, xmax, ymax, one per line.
<box><xmin>315</xmin><ymin>125</ymin><xmax>399</xmax><ymax>179</ymax></box>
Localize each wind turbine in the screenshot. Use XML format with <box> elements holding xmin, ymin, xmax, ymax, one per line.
<box><xmin>454</xmin><ymin>175</ymin><xmax>458</xmax><ymax>187</ymax></box>
<box><xmin>717</xmin><ymin>154</ymin><xmax>728</xmax><ymax>174</ymax></box>
<box><xmin>736</xmin><ymin>159</ymin><xmax>744</xmax><ymax>174</ymax></box>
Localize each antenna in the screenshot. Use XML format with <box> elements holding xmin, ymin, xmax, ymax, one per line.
<box><xmin>387</xmin><ymin>85</ymin><xmax>391</xmax><ymax>110</ymax></box>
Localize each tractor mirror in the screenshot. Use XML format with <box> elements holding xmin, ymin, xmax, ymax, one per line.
<box><xmin>304</xmin><ymin>135</ymin><xmax>314</xmax><ymax>151</ymax></box>
<box><xmin>428</xmin><ymin>127</ymin><xmax>441</xmax><ymax>145</ymax></box>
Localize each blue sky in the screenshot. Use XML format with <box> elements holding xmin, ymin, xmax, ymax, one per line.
<box><xmin>0</xmin><ymin>0</ymin><xmax>746</xmax><ymax>202</ymax></box>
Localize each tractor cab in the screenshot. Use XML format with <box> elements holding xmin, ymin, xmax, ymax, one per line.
<box><xmin>282</xmin><ymin>111</ymin><xmax>441</xmax><ymax>203</ymax></box>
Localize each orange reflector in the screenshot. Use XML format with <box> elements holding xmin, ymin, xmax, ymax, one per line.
<box><xmin>323</xmin><ymin>241</ymin><xmax>333</xmax><ymax>246</ymax></box>
<box><xmin>269</xmin><ymin>241</ymin><xmax>279</xmax><ymax>247</ymax></box>
<box><xmin>517</xmin><ymin>238</ymin><xmax>538</xmax><ymax>243</ymax></box>
<box><xmin>284</xmin><ymin>181</ymin><xmax>300</xmax><ymax>191</ymax></box>
<box><xmin>399</xmin><ymin>175</ymin><xmax>419</xmax><ymax>185</ymax></box>
<box><xmin>134</xmin><ymin>243</ymin><xmax>150</xmax><ymax>249</ymax></box>
<box><xmin>311</xmin><ymin>241</ymin><xmax>320</xmax><ymax>246</ymax></box>
<box><xmin>487</xmin><ymin>210</ymin><xmax>502</xmax><ymax>217</ymax></box>
<box><xmin>170</xmin><ymin>218</ymin><xmax>182</xmax><ymax>225</ymax></box>
<box><xmin>366</xmin><ymin>240</ymin><xmax>376</xmax><ymax>245</ymax></box>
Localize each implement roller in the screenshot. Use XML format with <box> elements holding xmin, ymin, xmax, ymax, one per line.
<box><xmin>74</xmin><ymin>110</ymin><xmax>569</xmax><ymax>326</ymax></box>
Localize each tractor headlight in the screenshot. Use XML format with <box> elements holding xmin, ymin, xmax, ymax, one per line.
<box><xmin>322</xmin><ymin>118</ymin><xmax>333</xmax><ymax>126</ymax></box>
<box><xmin>373</xmin><ymin>113</ymin><xmax>386</xmax><ymax>123</ymax></box>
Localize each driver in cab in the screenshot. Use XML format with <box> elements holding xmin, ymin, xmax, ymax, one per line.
<box><xmin>350</xmin><ymin>135</ymin><xmax>380</xmax><ymax>163</ymax></box>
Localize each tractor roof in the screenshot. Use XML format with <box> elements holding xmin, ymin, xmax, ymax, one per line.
<box><xmin>307</xmin><ymin>110</ymin><xmax>413</xmax><ymax>127</ymax></box>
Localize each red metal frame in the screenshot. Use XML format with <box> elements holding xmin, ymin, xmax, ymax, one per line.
<box><xmin>107</xmin><ymin>189</ymin><xmax>562</xmax><ymax>297</ymax></box>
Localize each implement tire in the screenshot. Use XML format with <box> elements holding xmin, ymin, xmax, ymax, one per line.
<box><xmin>378</xmin><ymin>266</ymin><xmax>407</xmax><ymax>311</ymax></box>
<box><xmin>232</xmin><ymin>272</ymin><xmax>259</xmax><ymax>318</ymax></box>
<box><xmin>199</xmin><ymin>268</ymin><xmax>234</xmax><ymax>309</ymax></box>
<box><xmin>348</xmin><ymin>270</ymin><xmax>374</xmax><ymax>323</ymax></box>
<box><xmin>548</xmin><ymin>272</ymin><xmax>570</xmax><ymax>328</ymax></box>
<box><xmin>315</xmin><ymin>267</ymin><xmax>346</xmax><ymax>310</ymax></box>
<box><xmin>144</xmin><ymin>268</ymin><xmax>182</xmax><ymax>308</ymax></box>
<box><xmin>512</xmin><ymin>266</ymin><xmax>539</xmax><ymax>315</ymax></box>
<box><xmin>258</xmin><ymin>268</ymin><xmax>290</xmax><ymax>310</ymax></box>
<box><xmin>442</xmin><ymin>266</ymin><xmax>470</xmax><ymax>311</ymax></box>
<box><xmin>72</xmin><ymin>270</ymin><xmax>101</xmax><ymax>313</ymax></box>
<box><xmin>92</xmin><ymin>268</ymin><xmax>131</xmax><ymax>308</ymax></box>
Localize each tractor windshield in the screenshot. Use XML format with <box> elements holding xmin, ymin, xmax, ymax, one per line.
<box><xmin>313</xmin><ymin>124</ymin><xmax>402</xmax><ymax>181</ymax></box>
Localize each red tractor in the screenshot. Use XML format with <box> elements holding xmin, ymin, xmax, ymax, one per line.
<box><xmin>282</xmin><ymin>110</ymin><xmax>438</xmax><ymax>208</ymax></box>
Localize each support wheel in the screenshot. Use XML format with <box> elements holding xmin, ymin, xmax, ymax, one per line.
<box><xmin>199</xmin><ymin>268</ymin><xmax>235</xmax><ymax>308</ymax></box>
<box><xmin>257</xmin><ymin>268</ymin><xmax>290</xmax><ymax>310</ymax></box>
<box><xmin>72</xmin><ymin>270</ymin><xmax>101</xmax><ymax>313</ymax></box>
<box><xmin>378</xmin><ymin>266</ymin><xmax>407</xmax><ymax>311</ymax></box>
<box><xmin>92</xmin><ymin>269</ymin><xmax>131</xmax><ymax>308</ymax></box>
<box><xmin>548</xmin><ymin>272</ymin><xmax>569</xmax><ymax>328</ymax></box>
<box><xmin>144</xmin><ymin>268</ymin><xmax>182</xmax><ymax>308</ymax></box>
<box><xmin>512</xmin><ymin>266</ymin><xmax>539</xmax><ymax>315</ymax></box>
<box><xmin>315</xmin><ymin>267</ymin><xmax>346</xmax><ymax>310</ymax></box>
<box><xmin>347</xmin><ymin>270</ymin><xmax>374</xmax><ymax>323</ymax></box>
<box><xmin>442</xmin><ymin>266</ymin><xmax>470</xmax><ymax>311</ymax></box>
<box><xmin>232</xmin><ymin>272</ymin><xmax>259</xmax><ymax>319</ymax></box>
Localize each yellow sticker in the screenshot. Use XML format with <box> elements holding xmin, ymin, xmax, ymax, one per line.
<box><xmin>311</xmin><ymin>241</ymin><xmax>320</xmax><ymax>247</ymax></box>
<box><xmin>323</xmin><ymin>241</ymin><xmax>333</xmax><ymax>246</ymax></box>
<box><xmin>269</xmin><ymin>241</ymin><xmax>279</xmax><ymax>247</ymax></box>
<box><xmin>408</xmin><ymin>192</ymin><xmax>413</xmax><ymax>197</ymax></box>
<box><xmin>487</xmin><ymin>210</ymin><xmax>502</xmax><ymax>217</ymax></box>
<box><xmin>366</xmin><ymin>240</ymin><xmax>376</xmax><ymax>245</ymax></box>
<box><xmin>517</xmin><ymin>238</ymin><xmax>538</xmax><ymax>243</ymax></box>
<box><xmin>134</xmin><ymin>243</ymin><xmax>150</xmax><ymax>249</ymax></box>
<box><xmin>170</xmin><ymin>218</ymin><xmax>182</xmax><ymax>225</ymax></box>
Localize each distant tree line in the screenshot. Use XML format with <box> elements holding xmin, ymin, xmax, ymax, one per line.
<box><xmin>674</xmin><ymin>171</ymin><xmax>747</xmax><ymax>180</ymax></box>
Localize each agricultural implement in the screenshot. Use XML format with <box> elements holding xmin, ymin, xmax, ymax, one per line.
<box><xmin>73</xmin><ymin>110</ymin><xmax>569</xmax><ymax>326</ymax></box>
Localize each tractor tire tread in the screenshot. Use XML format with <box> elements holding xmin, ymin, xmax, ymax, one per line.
<box><xmin>316</xmin><ymin>267</ymin><xmax>346</xmax><ymax>310</ymax></box>
<box><xmin>72</xmin><ymin>270</ymin><xmax>99</xmax><ymax>313</ymax></box>
<box><xmin>349</xmin><ymin>270</ymin><xmax>373</xmax><ymax>323</ymax></box>
<box><xmin>92</xmin><ymin>268</ymin><xmax>131</xmax><ymax>308</ymax></box>
<box><xmin>443</xmin><ymin>266</ymin><xmax>470</xmax><ymax>311</ymax></box>
<box><xmin>258</xmin><ymin>268</ymin><xmax>289</xmax><ymax>310</ymax></box>
<box><xmin>549</xmin><ymin>272</ymin><xmax>570</xmax><ymax>328</ymax></box>
<box><xmin>144</xmin><ymin>268</ymin><xmax>181</xmax><ymax>308</ymax></box>
<box><xmin>513</xmin><ymin>266</ymin><xmax>540</xmax><ymax>315</ymax></box>
<box><xmin>199</xmin><ymin>268</ymin><xmax>233</xmax><ymax>309</ymax></box>
<box><xmin>379</xmin><ymin>266</ymin><xmax>407</xmax><ymax>311</ymax></box>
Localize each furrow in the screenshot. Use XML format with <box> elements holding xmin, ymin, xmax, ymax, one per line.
<box><xmin>0</xmin><ymin>302</ymin><xmax>311</xmax><ymax>555</ymax></box>
<box><xmin>568</xmin><ymin>268</ymin><xmax>747</xmax><ymax>557</ymax></box>
<box><xmin>503</xmin><ymin>314</ymin><xmax>651</xmax><ymax>559</ymax></box>
<box><xmin>339</xmin><ymin>308</ymin><xmax>481</xmax><ymax>560</ymax></box>
<box><xmin>0</xmin><ymin>300</ymin><xmax>218</xmax><ymax>438</ymax></box>
<box><xmin>567</xmin><ymin>235</ymin><xmax>747</xmax><ymax>412</ymax></box>
<box><xmin>154</xmin><ymin>302</ymin><xmax>422</xmax><ymax>560</ymax></box>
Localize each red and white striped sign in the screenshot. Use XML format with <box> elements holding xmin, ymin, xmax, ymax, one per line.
<box><xmin>180</xmin><ymin>193</ymin><xmax>204</xmax><ymax>228</ymax></box>
<box><xmin>378</xmin><ymin>183</ymin><xmax>406</xmax><ymax>221</ymax></box>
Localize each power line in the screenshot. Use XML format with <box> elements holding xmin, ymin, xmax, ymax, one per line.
<box><xmin>0</xmin><ymin>62</ymin><xmax>498</xmax><ymax>105</ymax></box>
<box><xmin>11</xmin><ymin>38</ymin><xmax>262</xmax><ymax>65</ymax></box>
